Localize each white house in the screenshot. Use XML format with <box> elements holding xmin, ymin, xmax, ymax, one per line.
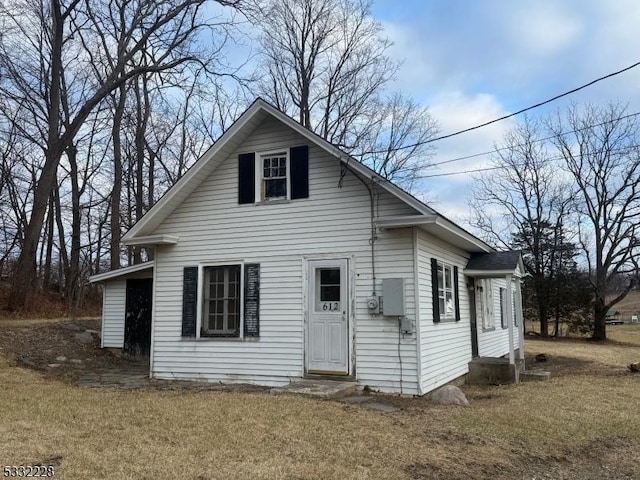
<box><xmin>90</xmin><ymin>98</ymin><xmax>525</xmax><ymax>395</ymax></box>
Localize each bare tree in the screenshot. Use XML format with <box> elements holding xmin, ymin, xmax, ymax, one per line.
<box><xmin>354</xmin><ymin>93</ymin><xmax>439</xmax><ymax>188</ymax></box>
<box><xmin>0</xmin><ymin>0</ymin><xmax>242</xmax><ymax>310</ymax></box>
<box><xmin>550</xmin><ymin>103</ymin><xmax>640</xmax><ymax>340</ymax></box>
<box><xmin>470</xmin><ymin>117</ymin><xmax>574</xmax><ymax>336</ymax></box>
<box><xmin>254</xmin><ymin>0</ymin><xmax>438</xmax><ymax>186</ymax></box>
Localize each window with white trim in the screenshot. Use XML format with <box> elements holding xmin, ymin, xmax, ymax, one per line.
<box><xmin>202</xmin><ymin>265</ymin><xmax>241</xmax><ymax>337</ymax></box>
<box><xmin>257</xmin><ymin>151</ymin><xmax>289</xmax><ymax>201</ymax></box>
<box><xmin>437</xmin><ymin>261</ymin><xmax>456</xmax><ymax>320</ymax></box>
<box><xmin>181</xmin><ymin>264</ymin><xmax>260</xmax><ymax>339</ymax></box>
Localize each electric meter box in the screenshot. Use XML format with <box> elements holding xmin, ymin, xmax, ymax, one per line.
<box><xmin>382</xmin><ymin>278</ymin><xmax>405</xmax><ymax>316</ymax></box>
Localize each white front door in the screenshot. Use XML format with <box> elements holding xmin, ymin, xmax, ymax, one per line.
<box><xmin>307</xmin><ymin>259</ymin><xmax>349</xmax><ymax>374</ymax></box>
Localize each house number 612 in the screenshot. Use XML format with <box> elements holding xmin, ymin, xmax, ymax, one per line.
<box><xmin>322</xmin><ymin>302</ymin><xmax>339</xmax><ymax>311</ymax></box>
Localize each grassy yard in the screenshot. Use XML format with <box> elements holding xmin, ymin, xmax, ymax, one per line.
<box><xmin>1</xmin><ymin>323</ymin><xmax>640</xmax><ymax>479</ymax></box>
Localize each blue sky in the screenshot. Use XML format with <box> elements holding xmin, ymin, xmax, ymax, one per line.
<box><xmin>369</xmin><ymin>0</ymin><xmax>640</xmax><ymax>225</ymax></box>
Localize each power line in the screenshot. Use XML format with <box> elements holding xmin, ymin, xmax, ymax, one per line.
<box><xmin>420</xmin><ymin>142</ymin><xmax>640</xmax><ymax>179</ymax></box>
<box><xmin>355</xmin><ymin>60</ymin><xmax>640</xmax><ymax>157</ymax></box>
<box><xmin>430</xmin><ymin>111</ymin><xmax>640</xmax><ymax>168</ymax></box>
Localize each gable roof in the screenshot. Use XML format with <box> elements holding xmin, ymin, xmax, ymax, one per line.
<box><xmin>464</xmin><ymin>251</ymin><xmax>524</xmax><ymax>277</ymax></box>
<box><xmin>122</xmin><ymin>98</ymin><xmax>492</xmax><ymax>253</ymax></box>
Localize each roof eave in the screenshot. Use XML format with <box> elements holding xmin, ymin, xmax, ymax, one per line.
<box><xmin>376</xmin><ymin>215</ymin><xmax>493</xmax><ymax>253</ymax></box>
<box><xmin>464</xmin><ymin>269</ymin><xmax>523</xmax><ymax>278</ymax></box>
<box><xmin>89</xmin><ymin>261</ymin><xmax>155</xmax><ymax>283</ymax></box>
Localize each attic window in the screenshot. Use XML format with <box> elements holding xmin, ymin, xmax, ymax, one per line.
<box><xmin>258</xmin><ymin>151</ymin><xmax>289</xmax><ymax>201</ymax></box>
<box><xmin>238</xmin><ymin>147</ymin><xmax>308</xmax><ymax>204</ymax></box>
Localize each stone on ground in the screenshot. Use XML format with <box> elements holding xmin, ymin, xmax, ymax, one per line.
<box><xmin>55</xmin><ymin>355</ymin><xmax>67</xmax><ymax>362</ymax></box>
<box><xmin>430</xmin><ymin>385</ymin><xmax>469</xmax><ymax>407</ymax></box>
<box><xmin>74</xmin><ymin>332</ymin><xmax>93</xmax><ymax>344</ymax></box>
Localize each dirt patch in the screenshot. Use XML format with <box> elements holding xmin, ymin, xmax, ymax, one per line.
<box><xmin>0</xmin><ymin>318</ymin><xmax>270</xmax><ymax>393</ymax></box>
<box><xmin>0</xmin><ymin>318</ymin><xmax>134</xmax><ymax>381</ymax></box>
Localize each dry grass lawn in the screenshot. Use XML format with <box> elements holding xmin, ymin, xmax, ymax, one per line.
<box><xmin>1</xmin><ymin>321</ymin><xmax>640</xmax><ymax>479</ymax></box>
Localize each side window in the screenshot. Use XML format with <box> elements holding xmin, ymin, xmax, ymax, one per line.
<box><xmin>431</xmin><ymin>258</ymin><xmax>460</xmax><ymax>322</ymax></box>
<box><xmin>437</xmin><ymin>262</ymin><xmax>455</xmax><ymax>319</ymax></box>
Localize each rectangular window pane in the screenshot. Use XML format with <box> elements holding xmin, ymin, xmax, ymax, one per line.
<box><xmin>320</xmin><ymin>286</ymin><xmax>340</xmax><ymax>302</ymax></box>
<box><xmin>265</xmin><ymin>178</ymin><xmax>286</xmax><ymax>198</ymax></box>
<box><xmin>445</xmin><ymin>291</ymin><xmax>453</xmax><ymax>315</ymax></box>
<box><xmin>320</xmin><ymin>268</ymin><xmax>340</xmax><ymax>285</ymax></box>
<box><xmin>445</xmin><ymin>266</ymin><xmax>452</xmax><ymax>289</ymax></box>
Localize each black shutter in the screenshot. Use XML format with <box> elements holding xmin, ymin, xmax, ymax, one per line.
<box><xmin>290</xmin><ymin>145</ymin><xmax>309</xmax><ymax>199</ymax></box>
<box><xmin>500</xmin><ymin>288</ymin><xmax>506</xmax><ymax>328</ymax></box>
<box><xmin>238</xmin><ymin>152</ymin><xmax>255</xmax><ymax>204</ymax></box>
<box><xmin>244</xmin><ymin>264</ymin><xmax>260</xmax><ymax>337</ymax></box>
<box><xmin>182</xmin><ymin>267</ymin><xmax>198</xmax><ymax>337</ymax></box>
<box><xmin>454</xmin><ymin>266</ymin><xmax>461</xmax><ymax>321</ymax></box>
<box><xmin>431</xmin><ymin>258</ymin><xmax>440</xmax><ymax>323</ymax></box>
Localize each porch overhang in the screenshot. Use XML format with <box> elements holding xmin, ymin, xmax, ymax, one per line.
<box><xmin>375</xmin><ymin>215</ymin><xmax>492</xmax><ymax>253</ymax></box>
<box><xmin>122</xmin><ymin>234</ymin><xmax>179</xmax><ymax>246</ymax></box>
<box><xmin>89</xmin><ymin>261</ymin><xmax>155</xmax><ymax>283</ymax></box>
<box><xmin>464</xmin><ymin>269</ymin><xmax>522</xmax><ymax>278</ymax></box>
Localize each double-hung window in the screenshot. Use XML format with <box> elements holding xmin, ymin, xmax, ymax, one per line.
<box><xmin>437</xmin><ymin>262</ymin><xmax>455</xmax><ymax>320</ymax></box>
<box><xmin>259</xmin><ymin>151</ymin><xmax>289</xmax><ymax>201</ymax></box>
<box><xmin>431</xmin><ymin>258</ymin><xmax>459</xmax><ymax>323</ymax></box>
<box><xmin>202</xmin><ymin>265</ymin><xmax>241</xmax><ymax>337</ymax></box>
<box><xmin>181</xmin><ymin>263</ymin><xmax>260</xmax><ymax>339</ymax></box>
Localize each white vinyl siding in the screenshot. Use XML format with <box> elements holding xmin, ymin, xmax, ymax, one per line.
<box><xmin>477</xmin><ymin>277</ymin><xmax>521</xmax><ymax>358</ymax></box>
<box><xmin>416</xmin><ymin>230</ymin><xmax>471</xmax><ymax>394</ymax></box>
<box><xmin>151</xmin><ymin>116</ymin><xmax>420</xmax><ymax>394</ymax></box>
<box><xmin>101</xmin><ymin>280</ymin><xmax>126</xmax><ymax>348</ymax></box>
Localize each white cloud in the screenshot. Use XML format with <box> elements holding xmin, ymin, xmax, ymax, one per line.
<box><xmin>505</xmin><ymin>3</ymin><xmax>583</xmax><ymax>57</ymax></box>
<box><xmin>426</xmin><ymin>91</ymin><xmax>515</xmax><ymax>176</ymax></box>
<box><xmin>415</xmin><ymin>91</ymin><xmax>515</xmax><ymax>227</ymax></box>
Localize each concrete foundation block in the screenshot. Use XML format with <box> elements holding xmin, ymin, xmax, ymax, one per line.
<box><xmin>467</xmin><ymin>357</ymin><xmax>525</xmax><ymax>385</ymax></box>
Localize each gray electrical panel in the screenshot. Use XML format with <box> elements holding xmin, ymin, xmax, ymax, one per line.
<box><xmin>382</xmin><ymin>278</ymin><xmax>405</xmax><ymax>316</ymax></box>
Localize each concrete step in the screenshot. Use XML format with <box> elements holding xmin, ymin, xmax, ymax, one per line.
<box><xmin>270</xmin><ymin>379</ymin><xmax>357</xmax><ymax>399</ymax></box>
